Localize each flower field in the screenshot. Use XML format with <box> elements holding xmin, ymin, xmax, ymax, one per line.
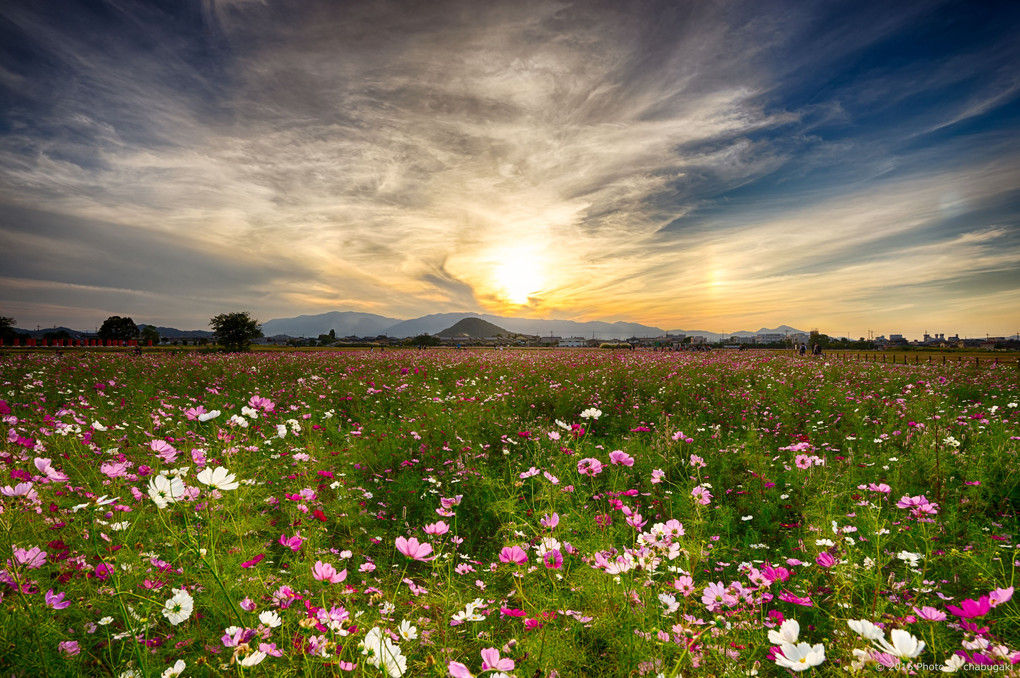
<box><xmin>1</xmin><ymin>349</ymin><xmax>1018</xmax><ymax>677</ymax></box>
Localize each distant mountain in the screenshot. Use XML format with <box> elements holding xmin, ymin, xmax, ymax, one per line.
<box><xmin>13</xmin><ymin>326</ymin><xmax>83</xmax><ymax>339</ymax></box>
<box><xmin>138</xmin><ymin>325</ymin><xmax>213</xmax><ymax>339</ymax></box>
<box><xmin>261</xmin><ymin>311</ymin><xmax>403</xmax><ymax>338</ymax></box>
<box><xmin>665</xmin><ymin>326</ymin><xmax>808</xmax><ymax>343</ymax></box>
<box><xmin>437</xmin><ymin>317</ymin><xmax>512</xmax><ymax>338</ymax></box>
<box><xmin>260</xmin><ymin>310</ymin><xmax>809</xmax><ymax>341</ymax></box>
<box><xmin>381</xmin><ymin>313</ymin><xmax>665</xmax><ymax>339</ymax></box>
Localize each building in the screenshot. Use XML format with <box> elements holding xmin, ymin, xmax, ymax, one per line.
<box><xmin>559</xmin><ymin>337</ymin><xmax>587</xmax><ymax>347</ymax></box>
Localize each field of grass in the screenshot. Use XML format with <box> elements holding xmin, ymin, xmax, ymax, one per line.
<box><xmin>0</xmin><ymin>349</ymin><xmax>1017</xmax><ymax>676</ymax></box>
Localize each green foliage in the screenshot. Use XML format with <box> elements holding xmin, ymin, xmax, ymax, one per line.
<box><xmin>139</xmin><ymin>325</ymin><xmax>160</xmax><ymax>345</ymax></box>
<box><xmin>98</xmin><ymin>315</ymin><xmax>139</xmax><ymax>341</ymax></box>
<box><xmin>209</xmin><ymin>311</ymin><xmax>262</xmax><ymax>352</ymax></box>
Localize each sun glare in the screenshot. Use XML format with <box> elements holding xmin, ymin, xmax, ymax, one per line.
<box><xmin>494</xmin><ymin>258</ymin><xmax>544</xmax><ymax>305</ymax></box>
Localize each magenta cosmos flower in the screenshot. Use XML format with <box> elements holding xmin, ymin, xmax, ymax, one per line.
<box><xmin>395</xmin><ymin>536</ymin><xmax>434</xmax><ymax>561</ymax></box>
<box><xmin>499</xmin><ymin>545</ymin><xmax>528</xmax><ymax>565</ymax></box>
<box><xmin>577</xmin><ymin>458</ymin><xmax>603</xmax><ymax>476</ymax></box>
<box><xmin>312</xmin><ymin>560</ymin><xmax>347</xmax><ymax>584</ymax></box>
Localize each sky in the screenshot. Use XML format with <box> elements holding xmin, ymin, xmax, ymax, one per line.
<box><xmin>1</xmin><ymin>0</ymin><xmax>1019</xmax><ymax>339</ymax></box>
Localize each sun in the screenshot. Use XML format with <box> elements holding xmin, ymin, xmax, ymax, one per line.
<box><xmin>493</xmin><ymin>258</ymin><xmax>544</xmax><ymax>305</ymax></box>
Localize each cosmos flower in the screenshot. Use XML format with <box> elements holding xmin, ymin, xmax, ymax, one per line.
<box><xmin>774</xmin><ymin>642</ymin><xmax>826</xmax><ymax>671</ymax></box>
<box><xmin>395</xmin><ymin>536</ymin><xmax>434</xmax><ymax>561</ymax></box>
<box><xmin>196</xmin><ymin>466</ymin><xmax>239</xmax><ymax>491</ymax></box>
<box><xmin>499</xmin><ymin>545</ymin><xmax>528</xmax><ymax>565</ymax></box>
<box><xmin>162</xmin><ymin>588</ymin><xmax>194</xmax><ymax>625</ymax></box>
<box><xmin>312</xmin><ymin>560</ymin><xmax>347</xmax><ymax>584</ymax></box>
<box><xmin>148</xmin><ymin>474</ymin><xmax>185</xmax><ymax>509</ymax></box>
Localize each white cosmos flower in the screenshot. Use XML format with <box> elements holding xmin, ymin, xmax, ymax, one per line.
<box><xmin>228</xmin><ymin>414</ymin><xmax>249</xmax><ymax>428</ymax></box>
<box><xmin>197</xmin><ymin>410</ymin><xmax>220</xmax><ymax>422</ymax></box>
<box><xmin>579</xmin><ymin>408</ymin><xmax>602</xmax><ymax>420</ymax></box>
<box><xmin>768</xmin><ymin>618</ymin><xmax>800</xmax><ymax>645</ymax></box>
<box><xmin>942</xmin><ymin>654</ymin><xmax>966</xmax><ymax>672</ymax></box>
<box><xmin>161</xmin><ymin>659</ymin><xmax>186</xmax><ymax>678</ymax></box>
<box><xmin>875</xmin><ymin>629</ymin><xmax>925</xmax><ymax>660</ymax></box>
<box><xmin>397</xmin><ymin>619</ymin><xmax>418</xmax><ymax>641</ymax></box>
<box><xmin>259</xmin><ymin>610</ymin><xmax>282</xmax><ymax>628</ymax></box>
<box><xmin>148</xmin><ymin>475</ymin><xmax>185</xmax><ymax>509</ymax></box>
<box><xmin>239</xmin><ymin>651</ymin><xmax>266</xmax><ymax>667</ymax></box>
<box><xmin>196</xmin><ymin>466</ymin><xmax>239</xmax><ymax>491</ymax></box>
<box><xmin>360</xmin><ymin>626</ymin><xmax>407</xmax><ymax>677</ymax></box>
<box><xmin>162</xmin><ymin>588</ymin><xmax>194</xmax><ymax>625</ymax></box>
<box><xmin>847</xmin><ymin>619</ymin><xmax>885</xmax><ymax>641</ymax></box>
<box><xmin>775</xmin><ymin>642</ymin><xmax>826</xmax><ymax>671</ymax></box>
<box><xmin>277</xmin><ymin>424</ymin><xmax>288</xmax><ymax>438</ymax></box>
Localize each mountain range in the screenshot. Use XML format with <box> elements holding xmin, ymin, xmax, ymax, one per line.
<box><xmin>14</xmin><ymin>313</ymin><xmax>807</xmax><ymax>342</ymax></box>
<box><xmin>260</xmin><ymin>311</ymin><xmax>806</xmax><ymax>342</ymax></box>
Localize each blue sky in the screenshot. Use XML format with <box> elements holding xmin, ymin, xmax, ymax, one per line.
<box><xmin>1</xmin><ymin>0</ymin><xmax>1018</xmax><ymax>337</ymax></box>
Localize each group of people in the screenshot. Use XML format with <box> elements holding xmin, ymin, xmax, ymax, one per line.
<box><xmin>798</xmin><ymin>343</ymin><xmax>823</xmax><ymax>356</ymax></box>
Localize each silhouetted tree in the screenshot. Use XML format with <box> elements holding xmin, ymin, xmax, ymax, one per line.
<box><xmin>210</xmin><ymin>312</ymin><xmax>262</xmax><ymax>352</ymax></box>
<box><xmin>140</xmin><ymin>325</ymin><xmax>160</xmax><ymax>345</ymax></box>
<box><xmin>0</xmin><ymin>316</ymin><xmax>16</xmax><ymax>342</ymax></box>
<box><xmin>98</xmin><ymin>316</ymin><xmax>140</xmax><ymax>342</ymax></box>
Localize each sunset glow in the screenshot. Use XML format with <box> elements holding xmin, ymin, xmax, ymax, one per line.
<box><xmin>0</xmin><ymin>1</ymin><xmax>1017</xmax><ymax>337</ymax></box>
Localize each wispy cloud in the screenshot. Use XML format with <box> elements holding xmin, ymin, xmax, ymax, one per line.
<box><xmin>1</xmin><ymin>0</ymin><xmax>1018</xmax><ymax>336</ymax></box>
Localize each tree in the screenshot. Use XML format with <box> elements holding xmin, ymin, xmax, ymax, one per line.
<box><xmin>0</xmin><ymin>316</ymin><xmax>17</xmax><ymax>342</ymax></box>
<box><xmin>98</xmin><ymin>316</ymin><xmax>140</xmax><ymax>342</ymax></box>
<box><xmin>140</xmin><ymin>325</ymin><xmax>160</xmax><ymax>345</ymax></box>
<box><xmin>210</xmin><ymin>312</ymin><xmax>262</xmax><ymax>352</ymax></box>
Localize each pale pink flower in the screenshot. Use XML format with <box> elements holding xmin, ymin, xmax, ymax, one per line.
<box><xmin>609</xmin><ymin>450</ymin><xmax>634</xmax><ymax>466</ymax></box>
<box><xmin>480</xmin><ymin>647</ymin><xmax>515</xmax><ymax>672</ymax></box>
<box><xmin>424</xmin><ymin>521</ymin><xmax>450</xmax><ymax>536</ymax></box>
<box><xmin>692</xmin><ymin>485</ymin><xmax>712</xmax><ymax>505</ymax></box>
<box><xmin>395</xmin><ymin>536</ymin><xmax>434</xmax><ymax>561</ymax></box>
<box><xmin>540</xmin><ymin>513</ymin><xmax>559</xmax><ymax>530</ymax></box>
<box><xmin>312</xmin><ymin>560</ymin><xmax>347</xmax><ymax>584</ymax></box>
<box><xmin>577</xmin><ymin>458</ymin><xmax>603</xmax><ymax>476</ymax></box>
<box><xmin>150</xmin><ymin>439</ymin><xmax>179</xmax><ymax>463</ymax></box>
<box><xmin>13</xmin><ymin>545</ymin><xmax>47</xmax><ymax>569</ymax></box>
<box><xmin>651</xmin><ymin>469</ymin><xmax>665</xmax><ymax>484</ymax></box>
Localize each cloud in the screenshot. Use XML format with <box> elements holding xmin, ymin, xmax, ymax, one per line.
<box><xmin>1</xmin><ymin>0</ymin><xmax>1018</xmax><ymax>336</ymax></box>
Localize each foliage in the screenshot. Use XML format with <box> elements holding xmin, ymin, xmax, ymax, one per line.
<box><xmin>209</xmin><ymin>311</ymin><xmax>262</xmax><ymax>352</ymax></box>
<box><xmin>139</xmin><ymin>325</ymin><xmax>160</xmax><ymax>345</ymax></box>
<box><xmin>0</xmin><ymin>350</ymin><xmax>1017</xmax><ymax>677</ymax></box>
<box><xmin>98</xmin><ymin>316</ymin><xmax>140</xmax><ymax>342</ymax></box>
<box><xmin>405</xmin><ymin>333</ymin><xmax>441</xmax><ymax>347</ymax></box>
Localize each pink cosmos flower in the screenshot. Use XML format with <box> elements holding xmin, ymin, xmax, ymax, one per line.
<box><xmin>424</xmin><ymin>521</ymin><xmax>450</xmax><ymax>535</ymax></box>
<box><xmin>480</xmin><ymin>647</ymin><xmax>515</xmax><ymax>672</ymax></box>
<box><xmin>1</xmin><ymin>482</ymin><xmax>38</xmax><ymax>501</ymax></box>
<box><xmin>312</xmin><ymin>560</ymin><xmax>347</xmax><ymax>584</ymax></box>
<box><xmin>499</xmin><ymin>545</ymin><xmax>528</xmax><ymax>565</ymax></box>
<box><xmin>912</xmin><ymin>606</ymin><xmax>947</xmax><ymax>621</ymax></box>
<box><xmin>395</xmin><ymin>536</ymin><xmax>434</xmax><ymax>561</ymax></box>
<box><xmin>815</xmin><ymin>552</ymin><xmax>837</xmax><ymax>568</ymax></box>
<box><xmin>241</xmin><ymin>554</ymin><xmax>265</xmax><ymax>568</ymax></box>
<box><xmin>577</xmin><ymin>458</ymin><xmax>603</xmax><ymax>476</ymax></box>
<box><xmin>100</xmin><ymin>461</ymin><xmax>129</xmax><ymax>479</ymax></box>
<box><xmin>448</xmin><ymin>661</ymin><xmax>473</xmax><ymax>678</ymax></box>
<box><xmin>673</xmin><ymin>576</ymin><xmax>695</xmax><ymax>596</ymax></box>
<box><xmin>795</xmin><ymin>454</ymin><xmax>812</xmax><ymax>469</ymax></box>
<box><xmin>149</xmin><ymin>439</ymin><xmax>179</xmax><ymax>463</ymax></box>
<box><xmin>778</xmin><ymin>591</ymin><xmax>813</xmax><ymax>607</ymax></box>
<box><xmin>278</xmin><ymin>533</ymin><xmax>303</xmax><ymax>552</ymax></box>
<box><xmin>13</xmin><ymin>546</ymin><xmax>47</xmax><ymax>569</ymax></box>
<box><xmin>183</xmin><ymin>406</ymin><xmax>207</xmax><ymax>420</ymax></box>
<box><xmin>651</xmin><ymin>469</ymin><xmax>665</xmax><ymax>484</ymax></box>
<box><xmin>989</xmin><ymin>587</ymin><xmax>1013</xmax><ymax>608</ymax></box>
<box><xmin>701</xmin><ymin>581</ymin><xmax>735</xmax><ymax>611</ymax></box>
<box><xmin>540</xmin><ymin>513</ymin><xmax>559</xmax><ymax>530</ymax></box>
<box><xmin>33</xmin><ymin>458</ymin><xmax>68</xmax><ymax>482</ymax></box>
<box><xmin>58</xmin><ymin>640</ymin><xmax>80</xmax><ymax>656</ymax></box>
<box><xmin>868</xmin><ymin>483</ymin><xmax>892</xmax><ymax>494</ymax></box>
<box><xmin>609</xmin><ymin>450</ymin><xmax>635</xmax><ymax>466</ymax></box>
<box><xmin>543</xmin><ymin>550</ymin><xmax>563</xmax><ymax>569</ymax></box>
<box><xmin>248</xmin><ymin>395</ymin><xmax>276</xmax><ymax>413</ymax></box>
<box><xmin>691</xmin><ymin>485</ymin><xmax>712</xmax><ymax>506</ymax></box>
<box><xmin>947</xmin><ymin>596</ymin><xmax>991</xmax><ymax>619</ymax></box>
<box><xmin>626</xmin><ymin>513</ymin><xmax>647</xmax><ymax>530</ymax></box>
<box><xmin>45</xmin><ymin>589</ymin><xmax>70</xmax><ymax>610</ymax></box>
